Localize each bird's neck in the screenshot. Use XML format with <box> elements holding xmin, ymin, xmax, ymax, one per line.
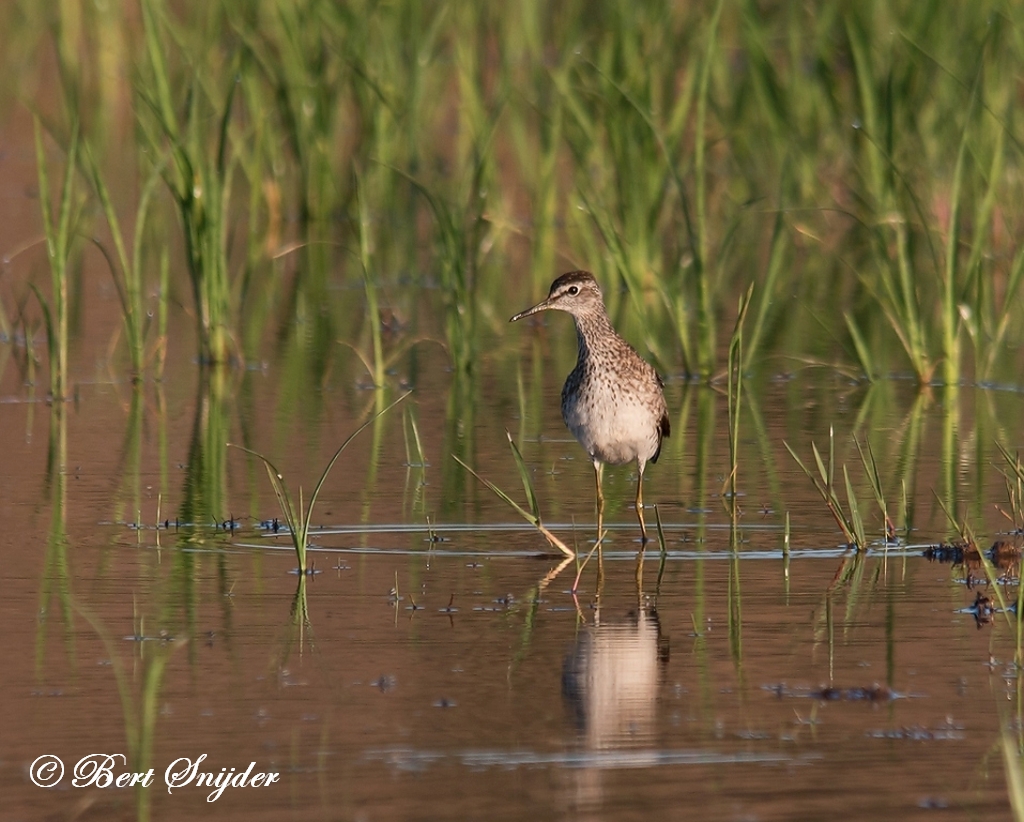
<box><xmin>573</xmin><ymin>310</ymin><xmax>615</xmax><ymax>365</ymax></box>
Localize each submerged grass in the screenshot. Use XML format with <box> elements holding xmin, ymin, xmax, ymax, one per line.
<box><xmin>454</xmin><ymin>431</ymin><xmax>574</xmax><ymax>559</ymax></box>
<box><xmin>725</xmin><ymin>283</ymin><xmax>751</xmax><ymax>669</ymax></box>
<box><xmin>32</xmin><ymin>117</ymin><xmax>79</xmax><ymax>401</ymax></box>
<box><xmin>11</xmin><ymin>1</ymin><xmax>1024</xmax><ymax>387</ymax></box>
<box><xmin>136</xmin><ymin>0</ymin><xmax>240</xmax><ymax>366</ymax></box>
<box><xmin>75</xmin><ymin>602</ymin><xmax>182</xmax><ymax>822</ymax></box>
<box><xmin>84</xmin><ymin>144</ymin><xmax>164</xmax><ymax>379</ymax></box>
<box><xmin>13</xmin><ymin>10</ymin><xmax>1024</xmax><ymax>818</ymax></box>
<box><xmin>785</xmin><ymin>428</ymin><xmax>895</xmax><ymax>550</ymax></box>
<box><xmin>229</xmin><ymin>392</ymin><xmax>409</xmax><ymax>572</ymax></box>
<box><xmin>996</xmin><ymin>443</ymin><xmax>1024</xmax><ymax>532</ymax></box>
<box><xmin>788</xmin><ymin>426</ymin><xmax>909</xmax><ymax>551</ymax></box>
<box><xmin>1004</xmin><ymin>734</ymin><xmax>1024</xmax><ymax>822</ymax></box>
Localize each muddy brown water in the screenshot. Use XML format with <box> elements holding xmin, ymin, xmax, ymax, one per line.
<box><xmin>1</xmin><ymin>327</ymin><xmax>1023</xmax><ymax>821</ymax></box>
<box><xmin>0</xmin><ymin>95</ymin><xmax>1020</xmax><ymax>822</ymax></box>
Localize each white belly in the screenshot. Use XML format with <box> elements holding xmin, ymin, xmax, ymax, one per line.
<box><xmin>563</xmin><ymin>390</ymin><xmax>658</xmax><ymax>467</ymax></box>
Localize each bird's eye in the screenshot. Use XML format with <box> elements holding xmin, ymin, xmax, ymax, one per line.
<box><xmin>568</xmin><ymin>286</ymin><xmax>579</xmax><ymax>295</ymax></box>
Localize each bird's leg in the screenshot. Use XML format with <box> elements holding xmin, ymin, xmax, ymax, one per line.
<box><xmin>594</xmin><ymin>461</ymin><xmax>606</xmax><ymax>577</ymax></box>
<box><xmin>636</xmin><ymin>464</ymin><xmax>649</xmax><ymax>544</ymax></box>
<box><xmin>635</xmin><ymin>463</ymin><xmax>648</xmax><ymax>589</ymax></box>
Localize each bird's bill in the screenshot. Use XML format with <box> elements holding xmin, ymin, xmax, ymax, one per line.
<box><xmin>509</xmin><ymin>299</ymin><xmax>552</xmax><ymax>323</ymax></box>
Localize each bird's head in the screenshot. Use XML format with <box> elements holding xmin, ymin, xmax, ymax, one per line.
<box><xmin>509</xmin><ymin>271</ymin><xmax>604</xmax><ymax>322</ymax></box>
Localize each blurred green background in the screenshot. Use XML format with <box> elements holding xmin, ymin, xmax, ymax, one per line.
<box><xmin>4</xmin><ymin>0</ymin><xmax>1024</xmax><ymax>391</ymax></box>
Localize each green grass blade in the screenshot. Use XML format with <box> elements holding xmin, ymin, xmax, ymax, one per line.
<box><xmin>843</xmin><ymin>464</ymin><xmax>865</xmax><ymax>547</ymax></box>
<box><xmin>854</xmin><ymin>437</ymin><xmax>888</xmax><ymax>531</ymax></box>
<box><xmin>307</xmin><ymin>392</ymin><xmax>410</xmax><ymax>518</ymax></box>
<box><xmin>140</xmin><ymin>0</ymin><xmax>179</xmax><ymax>145</ymax></box>
<box><xmin>843</xmin><ymin>312</ymin><xmax>875</xmax><ymax>381</ymax></box>
<box><xmin>33</xmin><ymin>117</ymin><xmax>55</xmax><ymax>258</ymax></box>
<box><xmin>811</xmin><ymin>441</ymin><xmax>829</xmax><ymax>490</ymax></box>
<box><xmin>453</xmin><ymin>454</ymin><xmax>573</xmax><ymax>558</ymax></box>
<box><xmin>505</xmin><ymin>430</ymin><xmax>540</xmax><ymax>518</ymax></box>
<box><xmin>55</xmin><ymin>125</ymin><xmax>78</xmax><ymax>261</ymax></box>
<box><xmin>83</xmin><ymin>140</ymin><xmax>145</xmax><ymax>374</ymax></box>
<box><xmin>785</xmin><ymin>439</ymin><xmax>857</xmax><ymax>545</ymax></box>
<box><xmin>786</xmin><ymin>441</ymin><xmax>831</xmax><ymax>507</ymax></box>
<box><xmin>453</xmin><ymin>454</ymin><xmax>536</xmax><ymax>524</ymax></box>
<box><xmin>28</xmin><ymin>283</ymin><xmax>55</xmax><ymax>366</ymax></box>
<box><xmin>1001</xmin><ymin>735</ymin><xmax>1024</xmax><ymax>822</ymax></box>
<box><xmin>228</xmin><ymin>444</ymin><xmax>298</xmax><ymax>530</ymax></box>
<box><xmin>83</xmin><ymin>141</ymin><xmax>131</xmax><ymax>286</ymax></box>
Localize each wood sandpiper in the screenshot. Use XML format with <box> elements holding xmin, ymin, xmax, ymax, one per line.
<box><xmin>510</xmin><ymin>271</ymin><xmax>670</xmax><ymax>544</ymax></box>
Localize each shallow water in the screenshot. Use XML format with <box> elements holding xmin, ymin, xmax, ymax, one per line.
<box><xmin>4</xmin><ymin>3</ymin><xmax>1024</xmax><ymax>815</ymax></box>
<box><xmin>2</xmin><ymin>335</ymin><xmax>1024</xmax><ymax>820</ymax></box>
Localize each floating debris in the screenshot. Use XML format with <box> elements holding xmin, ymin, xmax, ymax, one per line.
<box><xmin>924</xmin><ymin>538</ymin><xmax>1021</xmax><ymax>590</ymax></box>
<box><xmin>765</xmin><ymin>683</ymin><xmax>899</xmax><ymax>702</ymax></box>
<box><xmin>810</xmin><ymin>685</ymin><xmax>894</xmax><ymax>702</ymax></box>
<box><xmin>371</xmin><ymin>675</ymin><xmax>397</xmax><ymax>693</ymax></box>
<box><xmin>924</xmin><ymin>537</ymin><xmax>1021</xmax><ymax>570</ymax></box>
<box><xmin>990</xmin><ymin>538</ymin><xmax>1022</xmax><ymax>572</ymax></box>
<box><xmin>124</xmin><ymin>630</ymin><xmax>176</xmax><ymax>644</ymax></box>
<box><xmin>922</xmin><ymin>541</ymin><xmax>971</xmax><ymax>565</ymax></box>
<box><xmin>959</xmin><ymin>591</ymin><xmax>999</xmax><ymax>627</ymax></box>
<box><xmin>288</xmin><ymin>565</ymin><xmax>322</xmax><ymax>576</ymax></box>
<box><xmin>866</xmin><ymin>719</ymin><xmax>965</xmax><ymax>741</ymax></box>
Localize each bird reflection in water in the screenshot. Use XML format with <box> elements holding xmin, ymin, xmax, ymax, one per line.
<box><xmin>561</xmin><ymin>603</ymin><xmax>670</xmax><ymax>813</ymax></box>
